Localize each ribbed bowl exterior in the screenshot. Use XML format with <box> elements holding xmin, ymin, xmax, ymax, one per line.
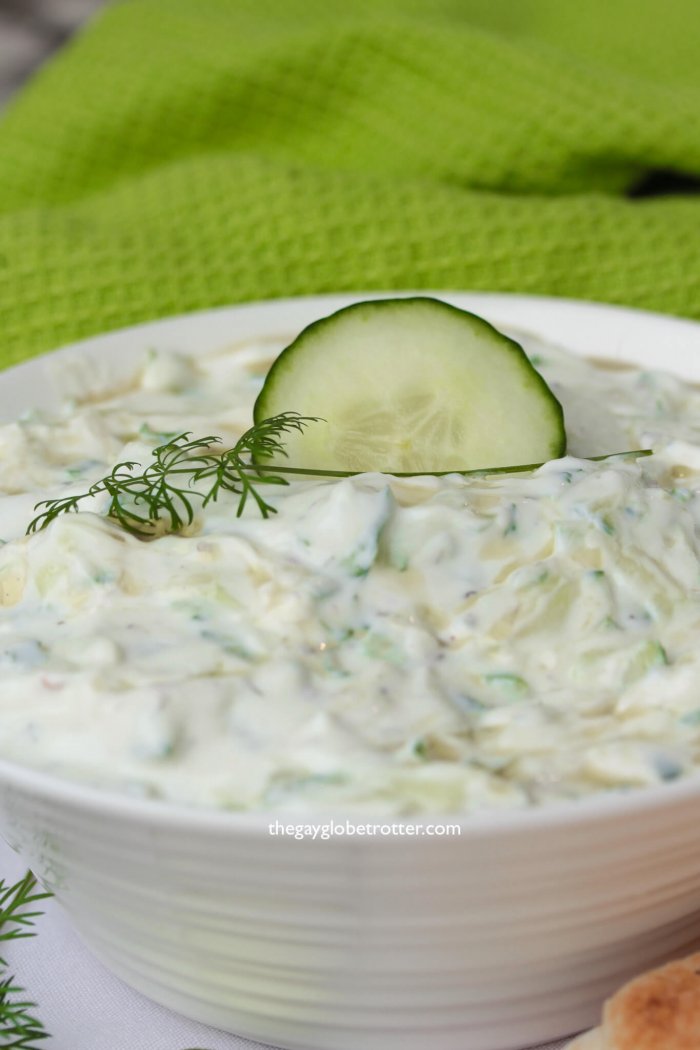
<box><xmin>2</xmin><ymin>763</ymin><xmax>700</xmax><ymax>1050</ymax></box>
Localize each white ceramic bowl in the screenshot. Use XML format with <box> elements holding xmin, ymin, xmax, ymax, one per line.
<box><xmin>3</xmin><ymin>293</ymin><xmax>700</xmax><ymax>1050</ymax></box>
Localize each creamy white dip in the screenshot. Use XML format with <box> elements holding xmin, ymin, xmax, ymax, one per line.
<box><xmin>1</xmin><ymin>333</ymin><xmax>700</xmax><ymax>814</ymax></box>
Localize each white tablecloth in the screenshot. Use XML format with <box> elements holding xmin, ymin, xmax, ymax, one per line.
<box><xmin>0</xmin><ymin>837</ymin><xmax>576</xmax><ymax>1050</ymax></box>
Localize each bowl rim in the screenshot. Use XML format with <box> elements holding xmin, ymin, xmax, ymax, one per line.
<box><xmin>1</xmin><ymin>751</ymin><xmax>700</xmax><ymax>838</ymax></box>
<box><xmin>3</xmin><ymin>289</ymin><xmax>700</xmax><ymax>839</ymax></box>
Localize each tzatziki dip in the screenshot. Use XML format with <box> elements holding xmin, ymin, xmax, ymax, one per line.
<box><xmin>1</xmin><ymin>331</ymin><xmax>700</xmax><ymax>814</ymax></box>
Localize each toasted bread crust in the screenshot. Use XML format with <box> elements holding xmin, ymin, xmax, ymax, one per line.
<box><xmin>602</xmin><ymin>952</ymin><xmax>700</xmax><ymax>1049</ymax></box>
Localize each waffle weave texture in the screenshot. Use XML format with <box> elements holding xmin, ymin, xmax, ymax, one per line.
<box><xmin>1</xmin><ymin>0</ymin><xmax>699</xmax><ymax>365</ymax></box>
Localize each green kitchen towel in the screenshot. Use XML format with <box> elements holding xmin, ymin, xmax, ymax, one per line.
<box><xmin>1</xmin><ymin>0</ymin><xmax>700</xmax><ymax>367</ymax></box>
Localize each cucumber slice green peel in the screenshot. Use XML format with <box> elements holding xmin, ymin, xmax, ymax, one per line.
<box><xmin>253</xmin><ymin>297</ymin><xmax>567</xmax><ymax>473</ymax></box>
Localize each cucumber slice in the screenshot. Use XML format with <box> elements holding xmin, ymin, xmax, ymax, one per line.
<box><xmin>253</xmin><ymin>297</ymin><xmax>565</xmax><ymax>472</ymax></box>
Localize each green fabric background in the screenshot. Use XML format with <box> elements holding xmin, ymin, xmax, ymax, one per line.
<box><xmin>1</xmin><ymin>0</ymin><xmax>699</xmax><ymax>366</ymax></box>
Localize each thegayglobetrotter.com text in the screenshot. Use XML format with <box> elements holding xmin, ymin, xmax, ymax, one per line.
<box><xmin>268</xmin><ymin>820</ymin><xmax>461</xmax><ymax>840</ymax></box>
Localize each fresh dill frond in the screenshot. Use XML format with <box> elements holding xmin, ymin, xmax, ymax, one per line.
<box><xmin>0</xmin><ymin>873</ymin><xmax>50</xmax><ymax>957</ymax></box>
<box><xmin>253</xmin><ymin>448</ymin><xmax>653</xmax><ymax>479</ymax></box>
<box><xmin>26</xmin><ymin>412</ymin><xmax>651</xmax><ymax>540</ymax></box>
<box><xmin>27</xmin><ymin>412</ymin><xmax>321</xmax><ymax>538</ymax></box>
<box><xmin>0</xmin><ymin>872</ymin><xmax>51</xmax><ymax>1048</ymax></box>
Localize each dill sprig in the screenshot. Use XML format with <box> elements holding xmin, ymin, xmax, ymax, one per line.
<box><xmin>252</xmin><ymin>448</ymin><xmax>653</xmax><ymax>479</ymax></box>
<box><xmin>27</xmin><ymin>412</ymin><xmax>320</xmax><ymax>538</ymax></box>
<box><xmin>0</xmin><ymin>872</ymin><xmax>51</xmax><ymax>1049</ymax></box>
<box><xmin>26</xmin><ymin>409</ymin><xmax>651</xmax><ymax>540</ymax></box>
